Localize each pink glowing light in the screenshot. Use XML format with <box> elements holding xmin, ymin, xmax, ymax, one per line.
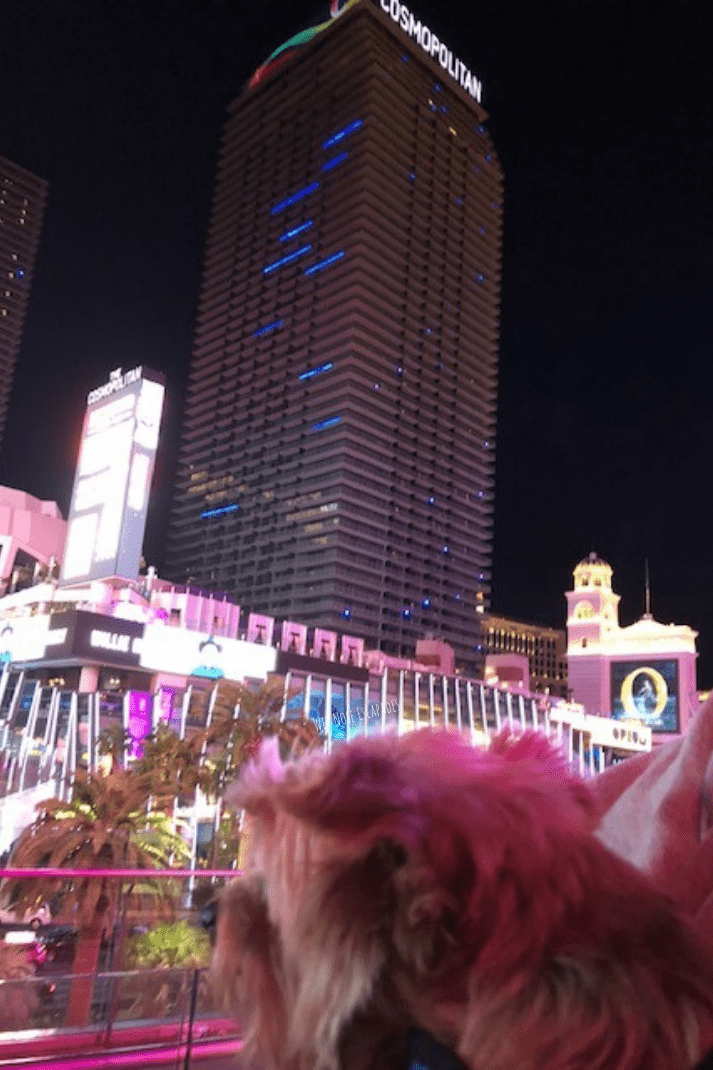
<box><xmin>2</xmin><ymin>867</ymin><xmax>242</xmax><ymax>879</ymax></box>
<box><xmin>20</xmin><ymin>1037</ymin><xmax>243</xmax><ymax>1070</ymax></box>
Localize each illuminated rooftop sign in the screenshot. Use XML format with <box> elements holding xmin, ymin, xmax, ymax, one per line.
<box><xmin>250</xmin><ymin>0</ymin><xmax>483</xmax><ymax>104</ymax></box>
<box><xmin>60</xmin><ymin>366</ymin><xmax>165</xmax><ymax>585</ymax></box>
<box><xmin>378</xmin><ymin>0</ymin><xmax>482</xmax><ymax>102</ymax></box>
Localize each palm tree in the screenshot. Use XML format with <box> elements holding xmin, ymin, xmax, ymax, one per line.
<box><xmin>2</xmin><ymin>766</ymin><xmax>188</xmax><ymax>1026</ymax></box>
<box><xmin>201</xmin><ymin>678</ymin><xmax>324</xmax><ymax>869</ymax></box>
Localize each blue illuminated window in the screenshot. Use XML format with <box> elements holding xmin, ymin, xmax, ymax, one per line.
<box><xmin>253</xmin><ymin>319</ymin><xmax>284</xmax><ymax>338</ymax></box>
<box><xmin>321</xmin><ymin>152</ymin><xmax>348</xmax><ymax>173</ymax></box>
<box><xmin>322</xmin><ymin>119</ymin><xmax>362</xmax><ymax>150</ymax></box>
<box><xmin>299</xmin><ymin>362</ymin><xmax>333</xmax><ymax>381</ymax></box>
<box><xmin>428</xmin><ymin>496</ymin><xmax>435</xmax><ymax>505</ymax></box>
<box><xmin>434</xmin><ymin>83</ymin><xmax>442</xmax><ymax>92</ymax></box>
<box><xmin>477</xmin><ymin>124</ymin><xmax>485</xmax><ymax>135</ymax></box>
<box><xmin>476</xmin><ymin>273</ymin><xmax>485</xmax><ymax>283</ymax></box>
<box><xmin>263</xmin><ymin>244</ymin><xmax>312</xmax><ymax>275</ymax></box>
<box><xmin>442</xmin><ymin>545</ymin><xmax>450</xmax><ymax>555</ymax></box>
<box><xmin>311</xmin><ymin>415</ymin><xmax>342</xmax><ymax>432</ymax></box>
<box><xmin>402</xmin><ymin>608</ymin><xmax>411</xmax><ymax>619</ymax></box>
<box><xmin>342</xmin><ymin>607</ymin><xmax>352</xmax><ymax>620</ymax></box>
<box><xmin>15</xmin><ymin>269</ymin><xmax>25</xmax><ymax>279</ymax></box>
<box><xmin>270</xmin><ymin>182</ymin><xmax>320</xmax><ymax>215</ymax></box>
<box><xmin>304</xmin><ymin>251</ymin><xmax>344</xmax><ymax>276</ymax></box>
<box><xmin>422</xmin><ymin>598</ymin><xmax>431</xmax><ymax>609</ymax></box>
<box><xmin>454</xmin><ymin>593</ymin><xmax>462</xmax><ymax>602</ymax></box>
<box><xmin>201</xmin><ymin>504</ymin><xmax>240</xmax><ymax>520</ymax></box>
<box><xmin>279</xmin><ymin>220</ymin><xmax>314</xmax><ymax>243</ymax></box>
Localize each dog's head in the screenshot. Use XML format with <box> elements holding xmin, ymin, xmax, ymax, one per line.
<box><xmin>215</xmin><ymin>729</ymin><xmax>601</xmax><ymax>1067</ymax></box>
<box><xmin>215</xmin><ymin>729</ymin><xmax>713</xmax><ymax>1070</ymax></box>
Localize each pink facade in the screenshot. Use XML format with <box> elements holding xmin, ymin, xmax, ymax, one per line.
<box><xmin>0</xmin><ymin>485</ymin><xmax>66</xmax><ymax>589</ymax></box>
<box><xmin>566</xmin><ymin>554</ymin><xmax>698</xmax><ymax>740</ymax></box>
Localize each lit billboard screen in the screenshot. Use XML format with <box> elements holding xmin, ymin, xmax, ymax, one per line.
<box><xmin>60</xmin><ymin>366</ymin><xmax>165</xmax><ymax>584</ymax></box>
<box><xmin>139</xmin><ymin>623</ymin><xmax>277</xmax><ymax>682</ymax></box>
<box><xmin>610</xmin><ymin>659</ymin><xmax>679</xmax><ymax>733</ymax></box>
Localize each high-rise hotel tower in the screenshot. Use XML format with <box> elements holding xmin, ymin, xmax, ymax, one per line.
<box><xmin>167</xmin><ymin>0</ymin><xmax>503</xmax><ymax>668</ymax></box>
<box><xmin>0</xmin><ymin>156</ymin><xmax>47</xmax><ymax>452</ymax></box>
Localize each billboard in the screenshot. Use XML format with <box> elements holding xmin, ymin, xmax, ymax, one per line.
<box><xmin>42</xmin><ymin>610</ymin><xmax>144</xmax><ymax>668</ymax></box>
<box><xmin>610</xmin><ymin>659</ymin><xmax>679</xmax><ymax>733</ymax></box>
<box><xmin>61</xmin><ymin>366</ymin><xmax>165</xmax><ymax>584</ymax></box>
<box><xmin>139</xmin><ymin>622</ymin><xmax>276</xmax><ymax>682</ymax></box>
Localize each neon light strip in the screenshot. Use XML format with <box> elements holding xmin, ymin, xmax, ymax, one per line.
<box><xmin>249</xmin><ymin>0</ymin><xmax>360</xmax><ymax>89</ymax></box>
<box><xmin>321</xmin><ymin>151</ymin><xmax>348</xmax><ymax>173</ymax></box>
<box><xmin>322</xmin><ymin>118</ymin><xmax>363</xmax><ymax>149</ymax></box>
<box><xmin>2</xmin><ymin>867</ymin><xmax>243</xmax><ymax>878</ymax></box>
<box><xmin>263</xmin><ymin>244</ymin><xmax>312</xmax><ymax>274</ymax></box>
<box><xmin>200</xmin><ymin>504</ymin><xmax>240</xmax><ymax>519</ymax></box>
<box><xmin>311</xmin><ymin>415</ymin><xmax>342</xmax><ymax>432</ymax></box>
<box><xmin>279</xmin><ymin>220</ymin><xmax>314</xmax><ymax>242</ymax></box>
<box><xmin>304</xmin><ymin>251</ymin><xmax>345</xmax><ymax>276</ymax></box>
<box><xmin>299</xmin><ymin>362</ymin><xmax>333</xmax><ymax>380</ymax></box>
<box><xmin>20</xmin><ymin>1038</ymin><xmax>244</xmax><ymax>1070</ymax></box>
<box><xmin>271</xmin><ymin>183</ymin><xmax>320</xmax><ymax>216</ymax></box>
<box><xmin>253</xmin><ymin>319</ymin><xmax>284</xmax><ymax>337</ymax></box>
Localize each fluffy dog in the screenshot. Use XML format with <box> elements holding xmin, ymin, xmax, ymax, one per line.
<box><xmin>212</xmin><ymin>729</ymin><xmax>713</xmax><ymax>1070</ymax></box>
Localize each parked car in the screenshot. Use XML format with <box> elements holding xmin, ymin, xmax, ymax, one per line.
<box><xmin>0</xmin><ymin>903</ymin><xmax>51</xmax><ymax>930</ymax></box>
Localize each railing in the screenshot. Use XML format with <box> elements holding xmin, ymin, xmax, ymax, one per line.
<box><xmin>0</xmin><ymin>869</ymin><xmax>241</xmax><ymax>1065</ymax></box>
<box><xmin>0</xmin><ymin>967</ymin><xmax>241</xmax><ymax>1065</ymax></box>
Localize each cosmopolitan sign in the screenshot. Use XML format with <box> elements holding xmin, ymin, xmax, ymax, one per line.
<box><xmin>377</xmin><ymin>0</ymin><xmax>483</xmax><ymax>103</ymax></box>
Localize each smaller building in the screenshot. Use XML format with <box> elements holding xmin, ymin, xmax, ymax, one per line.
<box><xmin>481</xmin><ymin>613</ymin><xmax>568</xmax><ymax>697</ymax></box>
<box><xmin>566</xmin><ymin>554</ymin><xmax>698</xmax><ymax>741</ymax></box>
<box><xmin>0</xmin><ymin>486</ymin><xmax>66</xmax><ymax>595</ymax></box>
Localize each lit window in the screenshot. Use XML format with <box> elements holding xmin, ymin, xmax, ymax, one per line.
<box><xmin>304</xmin><ymin>250</ymin><xmax>344</xmax><ymax>276</ymax></box>
<box><xmin>321</xmin><ymin>152</ymin><xmax>348</xmax><ymax>173</ymax></box>
<box><xmin>263</xmin><ymin>244</ymin><xmax>312</xmax><ymax>274</ymax></box>
<box><xmin>270</xmin><ymin>182</ymin><xmax>320</xmax><ymax>216</ymax></box>
<box><xmin>322</xmin><ymin>119</ymin><xmax>363</xmax><ymax>150</ymax></box>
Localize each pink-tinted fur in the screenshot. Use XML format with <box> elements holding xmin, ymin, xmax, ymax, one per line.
<box><xmin>213</xmin><ymin>730</ymin><xmax>713</xmax><ymax>1070</ymax></box>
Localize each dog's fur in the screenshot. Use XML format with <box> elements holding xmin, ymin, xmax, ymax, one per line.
<box><xmin>212</xmin><ymin>729</ymin><xmax>713</xmax><ymax>1070</ymax></box>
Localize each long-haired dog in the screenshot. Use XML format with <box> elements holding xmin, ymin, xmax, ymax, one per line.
<box><xmin>212</xmin><ymin>729</ymin><xmax>713</xmax><ymax>1070</ymax></box>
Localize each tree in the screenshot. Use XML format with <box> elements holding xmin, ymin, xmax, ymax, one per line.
<box><xmin>201</xmin><ymin>679</ymin><xmax>324</xmax><ymax>868</ymax></box>
<box><xmin>2</xmin><ymin>767</ymin><xmax>189</xmax><ymax>1026</ymax></box>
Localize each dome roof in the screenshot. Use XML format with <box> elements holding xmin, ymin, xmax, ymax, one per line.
<box><xmin>576</xmin><ymin>551</ymin><xmax>611</xmax><ymax>570</ymax></box>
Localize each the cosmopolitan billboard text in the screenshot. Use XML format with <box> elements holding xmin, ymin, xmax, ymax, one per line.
<box><xmin>61</xmin><ymin>366</ymin><xmax>165</xmax><ymax>584</ymax></box>
<box><xmin>610</xmin><ymin>659</ymin><xmax>679</xmax><ymax>734</ymax></box>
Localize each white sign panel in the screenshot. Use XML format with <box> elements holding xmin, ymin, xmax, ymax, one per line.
<box><xmin>61</xmin><ymin>367</ymin><xmax>165</xmax><ymax>584</ymax></box>
<box><xmin>140</xmin><ymin>623</ymin><xmax>277</xmax><ymax>683</ymax></box>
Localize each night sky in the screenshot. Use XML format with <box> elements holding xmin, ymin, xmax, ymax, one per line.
<box><xmin>1</xmin><ymin>1</ymin><xmax>712</xmax><ymax>678</ymax></box>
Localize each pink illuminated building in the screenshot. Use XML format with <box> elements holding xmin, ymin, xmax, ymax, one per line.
<box><xmin>0</xmin><ymin>485</ymin><xmax>66</xmax><ymax>594</ymax></box>
<box><xmin>566</xmin><ymin>554</ymin><xmax>698</xmax><ymax>742</ymax></box>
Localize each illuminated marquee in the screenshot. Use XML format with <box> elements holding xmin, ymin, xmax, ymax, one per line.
<box><xmin>378</xmin><ymin>0</ymin><xmax>483</xmax><ymax>102</ymax></box>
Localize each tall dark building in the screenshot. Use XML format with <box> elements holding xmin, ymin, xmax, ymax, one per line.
<box><xmin>167</xmin><ymin>0</ymin><xmax>503</xmax><ymax>668</ymax></box>
<box><xmin>0</xmin><ymin>156</ymin><xmax>47</xmax><ymax>453</ymax></box>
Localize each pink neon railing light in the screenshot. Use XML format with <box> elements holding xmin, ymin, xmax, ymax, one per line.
<box><xmin>2</xmin><ymin>867</ymin><xmax>242</xmax><ymax>878</ymax></box>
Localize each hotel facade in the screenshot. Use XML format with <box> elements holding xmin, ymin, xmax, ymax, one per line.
<box><xmin>167</xmin><ymin>0</ymin><xmax>503</xmax><ymax>669</ymax></box>
<box><xmin>0</xmin><ymin>156</ymin><xmax>47</xmax><ymax>452</ymax></box>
